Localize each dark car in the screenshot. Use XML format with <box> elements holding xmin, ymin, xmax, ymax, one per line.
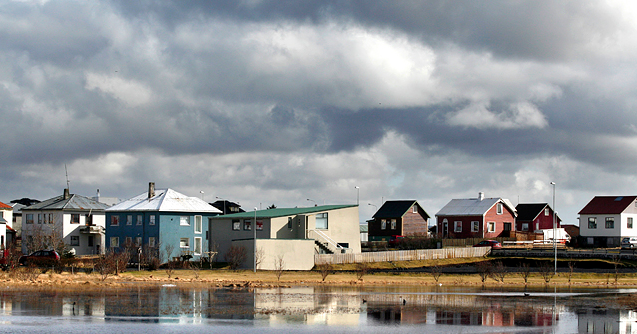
<box><xmin>473</xmin><ymin>240</ymin><xmax>502</xmax><ymax>249</ymax></box>
<box><xmin>18</xmin><ymin>250</ymin><xmax>60</xmax><ymax>266</ymax></box>
<box><xmin>388</xmin><ymin>235</ymin><xmax>404</xmax><ymax>247</ymax></box>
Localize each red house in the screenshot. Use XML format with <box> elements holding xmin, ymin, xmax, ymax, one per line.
<box><xmin>436</xmin><ymin>192</ymin><xmax>517</xmax><ymax>239</ymax></box>
<box><xmin>515</xmin><ymin>203</ymin><xmax>561</xmax><ymax>232</ymax></box>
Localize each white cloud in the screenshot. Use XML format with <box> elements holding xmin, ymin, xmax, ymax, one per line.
<box><xmin>446</xmin><ymin>101</ymin><xmax>548</xmax><ymax>130</ymax></box>
<box><xmin>85</xmin><ymin>72</ymin><xmax>153</xmax><ymax>107</ymax></box>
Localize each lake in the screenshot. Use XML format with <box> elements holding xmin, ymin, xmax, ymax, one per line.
<box><xmin>0</xmin><ymin>284</ymin><xmax>635</xmax><ymax>333</ymax></box>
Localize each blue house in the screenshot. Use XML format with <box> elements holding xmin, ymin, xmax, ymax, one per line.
<box><xmin>105</xmin><ymin>183</ymin><xmax>221</xmax><ymax>262</ymax></box>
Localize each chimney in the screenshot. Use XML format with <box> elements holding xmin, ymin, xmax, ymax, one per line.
<box><xmin>148</xmin><ymin>182</ymin><xmax>155</xmax><ymax>199</ymax></box>
<box><xmin>96</xmin><ymin>189</ymin><xmax>100</xmax><ymax>200</ymax></box>
<box><xmin>63</xmin><ymin>188</ymin><xmax>70</xmax><ymax>200</ymax></box>
<box><xmin>478</xmin><ymin>192</ymin><xmax>484</xmax><ymax>201</ymax></box>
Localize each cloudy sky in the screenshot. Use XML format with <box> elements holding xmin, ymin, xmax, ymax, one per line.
<box><xmin>2</xmin><ymin>0</ymin><xmax>637</xmax><ymax>225</ymax></box>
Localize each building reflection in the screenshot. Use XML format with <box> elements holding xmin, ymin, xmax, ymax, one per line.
<box><xmin>577</xmin><ymin>308</ymin><xmax>637</xmax><ymax>334</ymax></box>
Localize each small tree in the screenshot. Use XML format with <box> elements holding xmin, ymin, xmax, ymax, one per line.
<box><xmin>490</xmin><ymin>261</ymin><xmax>506</xmax><ymax>283</ymax></box>
<box><xmin>613</xmin><ymin>255</ymin><xmax>621</xmax><ymax>284</ymax></box>
<box><xmin>355</xmin><ymin>262</ymin><xmax>369</xmax><ymax>281</ymax></box>
<box><xmin>225</xmin><ymin>245</ymin><xmax>247</xmax><ymax>270</ymax></box>
<box><xmin>164</xmin><ymin>244</ymin><xmax>176</xmax><ymax>278</ymax></box>
<box><xmin>567</xmin><ymin>260</ymin><xmax>575</xmax><ymax>284</ymax></box>
<box><xmin>274</xmin><ymin>254</ymin><xmax>285</xmax><ymax>281</ymax></box>
<box><xmin>476</xmin><ymin>261</ymin><xmax>491</xmax><ymax>283</ymax></box>
<box><xmin>431</xmin><ymin>264</ymin><xmax>443</xmax><ymax>283</ymax></box>
<box><xmin>316</xmin><ymin>263</ymin><xmax>333</xmax><ymax>282</ymax></box>
<box><xmin>518</xmin><ymin>262</ymin><xmax>531</xmax><ymax>284</ymax></box>
<box><xmin>94</xmin><ymin>251</ymin><xmax>117</xmax><ymax>281</ymax></box>
<box><xmin>254</xmin><ymin>247</ymin><xmax>265</xmax><ymax>271</ymax></box>
<box><xmin>538</xmin><ymin>261</ymin><xmax>554</xmax><ymax>284</ymax></box>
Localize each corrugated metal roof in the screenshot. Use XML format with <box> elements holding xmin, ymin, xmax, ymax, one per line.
<box><xmin>106</xmin><ymin>188</ymin><xmax>222</xmax><ymax>213</ymax></box>
<box><xmin>436</xmin><ymin>197</ymin><xmax>517</xmax><ymax>216</ymax></box>
<box><xmin>209</xmin><ymin>204</ymin><xmax>357</xmax><ymax>219</ymax></box>
<box><xmin>578</xmin><ymin>196</ymin><xmax>637</xmax><ymax>215</ymax></box>
<box><xmin>23</xmin><ymin>194</ymin><xmax>109</xmax><ymax>211</ymax></box>
<box><xmin>0</xmin><ymin>201</ymin><xmax>11</xmax><ymax>210</ymax></box>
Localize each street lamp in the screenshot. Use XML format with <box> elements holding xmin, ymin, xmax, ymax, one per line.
<box><xmin>254</xmin><ymin>207</ymin><xmax>257</xmax><ymax>273</ymax></box>
<box><xmin>355</xmin><ymin>186</ymin><xmax>360</xmax><ymax>205</ymax></box>
<box><xmin>551</xmin><ymin>181</ymin><xmax>556</xmax><ymax>274</ymax></box>
<box><xmin>307</xmin><ymin>198</ymin><xmax>317</xmax><ymax>206</ymax></box>
<box><xmin>368</xmin><ymin>203</ymin><xmax>377</xmax><ymax>210</ymax></box>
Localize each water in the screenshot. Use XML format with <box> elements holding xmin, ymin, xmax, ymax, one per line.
<box><xmin>0</xmin><ymin>284</ymin><xmax>634</xmax><ymax>333</ymax></box>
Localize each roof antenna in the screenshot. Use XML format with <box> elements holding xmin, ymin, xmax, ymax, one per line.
<box><xmin>65</xmin><ymin>164</ymin><xmax>70</xmax><ymax>191</ymax></box>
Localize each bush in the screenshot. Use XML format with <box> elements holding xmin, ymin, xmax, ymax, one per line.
<box><xmin>224</xmin><ymin>245</ymin><xmax>247</xmax><ymax>270</ymax></box>
<box><xmin>396</xmin><ymin>236</ymin><xmax>440</xmax><ymax>250</ymax></box>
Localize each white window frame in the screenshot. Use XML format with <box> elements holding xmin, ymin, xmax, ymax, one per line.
<box><xmin>148</xmin><ymin>237</ymin><xmax>156</xmax><ymax>248</ymax></box>
<box><xmin>522</xmin><ymin>223</ymin><xmax>529</xmax><ymax>231</ymax></box>
<box><xmin>194</xmin><ymin>215</ymin><xmax>202</xmax><ymax>234</ymax></box>
<box><xmin>496</xmin><ymin>203</ymin><xmax>503</xmax><ymax>215</ymax></box>
<box><xmin>628</xmin><ymin>217</ymin><xmax>633</xmax><ymax>229</ymax></box>
<box><xmin>71</xmin><ymin>214</ymin><xmax>80</xmax><ymax>224</ymax></box>
<box><xmin>38</xmin><ymin>213</ymin><xmax>42</xmax><ymax>224</ymax></box>
<box><xmin>243</xmin><ymin>219</ymin><xmax>252</xmax><ymax>230</ymax></box>
<box><xmin>136</xmin><ymin>215</ymin><xmax>143</xmax><ymax>226</ymax></box>
<box><xmin>180</xmin><ymin>238</ymin><xmax>190</xmax><ymax>249</ymax></box>
<box><xmin>127</xmin><ymin>215</ymin><xmax>132</xmax><ymax>225</ymax></box>
<box><xmin>545</xmin><ymin>208</ymin><xmax>549</xmax><ymax>216</ymax></box>
<box><xmin>70</xmin><ymin>235</ymin><xmax>80</xmax><ymax>246</ymax></box>
<box><xmin>110</xmin><ymin>237</ymin><xmax>119</xmax><ymax>248</ymax></box>
<box><xmin>194</xmin><ymin>237</ymin><xmax>202</xmax><ymax>255</ymax></box>
<box><xmin>487</xmin><ymin>222</ymin><xmax>496</xmax><ymax>233</ymax></box>
<box><xmin>149</xmin><ymin>215</ymin><xmax>156</xmax><ymax>225</ymax></box>
<box><xmin>472</xmin><ymin>221</ymin><xmax>479</xmax><ymax>232</ymax></box>
<box><xmin>315</xmin><ymin>212</ymin><xmax>328</xmax><ymax>230</ymax></box>
<box><xmin>232</xmin><ymin>220</ymin><xmax>241</xmax><ymax>231</ymax></box>
<box><xmin>412</xmin><ymin>205</ymin><xmax>417</xmax><ymax>213</ymax></box>
<box><xmin>180</xmin><ymin>216</ymin><xmax>190</xmax><ymax>226</ymax></box>
<box><xmin>605</xmin><ymin>217</ymin><xmax>615</xmax><ymax>229</ymax></box>
<box><xmin>391</xmin><ymin>219</ymin><xmax>396</xmax><ymax>230</ymax></box>
<box><xmin>588</xmin><ymin>217</ymin><xmax>597</xmax><ymax>229</ymax></box>
<box><xmin>381</xmin><ymin>219</ymin><xmax>386</xmax><ymax>230</ymax></box>
<box><xmin>26</xmin><ymin>214</ymin><xmax>33</xmax><ymax>224</ymax></box>
<box><xmin>454</xmin><ymin>221</ymin><xmax>462</xmax><ymax>233</ymax></box>
<box><xmin>135</xmin><ymin>237</ymin><xmax>142</xmax><ymax>246</ymax></box>
<box><xmin>111</xmin><ymin>216</ymin><xmax>119</xmax><ymax>226</ymax></box>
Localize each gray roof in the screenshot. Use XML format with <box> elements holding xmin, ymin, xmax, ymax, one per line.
<box><xmin>436</xmin><ymin>197</ymin><xmax>517</xmax><ymax>217</ymax></box>
<box><xmin>23</xmin><ymin>194</ymin><xmax>109</xmax><ymax>212</ymax></box>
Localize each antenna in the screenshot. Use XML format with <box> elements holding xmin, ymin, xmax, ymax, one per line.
<box><xmin>65</xmin><ymin>164</ymin><xmax>70</xmax><ymax>191</ymax></box>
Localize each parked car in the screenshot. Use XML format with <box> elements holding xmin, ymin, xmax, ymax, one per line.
<box><xmin>388</xmin><ymin>235</ymin><xmax>404</xmax><ymax>247</ymax></box>
<box><xmin>18</xmin><ymin>250</ymin><xmax>60</xmax><ymax>266</ymax></box>
<box><xmin>473</xmin><ymin>240</ymin><xmax>502</xmax><ymax>249</ymax></box>
<box><xmin>621</xmin><ymin>237</ymin><xmax>637</xmax><ymax>249</ymax></box>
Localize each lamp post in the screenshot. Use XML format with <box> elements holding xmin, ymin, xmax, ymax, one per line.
<box><xmin>307</xmin><ymin>198</ymin><xmax>316</xmax><ymax>206</ymax></box>
<box><xmin>551</xmin><ymin>181</ymin><xmax>556</xmax><ymax>274</ymax></box>
<box><xmin>355</xmin><ymin>186</ymin><xmax>360</xmax><ymax>205</ymax></box>
<box><xmin>368</xmin><ymin>203</ymin><xmax>377</xmax><ymax>210</ymax></box>
<box><xmin>253</xmin><ymin>207</ymin><xmax>257</xmax><ymax>273</ymax></box>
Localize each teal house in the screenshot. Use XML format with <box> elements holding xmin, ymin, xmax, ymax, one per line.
<box><xmin>105</xmin><ymin>182</ymin><xmax>221</xmax><ymax>262</ymax></box>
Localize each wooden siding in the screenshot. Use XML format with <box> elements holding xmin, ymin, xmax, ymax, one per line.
<box><xmin>517</xmin><ymin>208</ymin><xmax>560</xmax><ymax>231</ymax></box>
<box><xmin>402</xmin><ymin>207</ymin><xmax>428</xmax><ymax>235</ymax></box>
<box><xmin>315</xmin><ymin>247</ymin><xmax>489</xmax><ymax>264</ymax></box>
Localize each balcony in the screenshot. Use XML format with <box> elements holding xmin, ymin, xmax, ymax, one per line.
<box><xmin>79</xmin><ymin>225</ymin><xmax>105</xmax><ymax>234</ymax></box>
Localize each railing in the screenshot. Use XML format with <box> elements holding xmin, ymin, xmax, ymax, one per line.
<box><xmin>308</xmin><ymin>229</ymin><xmax>347</xmax><ymax>254</ymax></box>
<box><xmin>79</xmin><ymin>225</ymin><xmax>104</xmax><ymax>234</ymax></box>
<box><xmin>315</xmin><ymin>247</ymin><xmax>490</xmax><ymax>265</ymax></box>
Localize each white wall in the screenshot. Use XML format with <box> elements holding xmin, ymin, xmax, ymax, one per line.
<box><xmin>234</xmin><ymin>239</ymin><xmax>316</xmax><ymax>270</ymax></box>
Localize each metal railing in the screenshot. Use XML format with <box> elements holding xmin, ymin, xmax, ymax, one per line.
<box><xmin>308</xmin><ymin>229</ymin><xmax>347</xmax><ymax>254</ymax></box>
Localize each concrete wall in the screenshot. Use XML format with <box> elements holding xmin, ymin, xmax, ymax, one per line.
<box><xmin>233</xmin><ymin>239</ymin><xmax>316</xmax><ymax>270</ymax></box>
<box><xmin>306</xmin><ymin>206</ymin><xmax>361</xmax><ymax>253</ymax></box>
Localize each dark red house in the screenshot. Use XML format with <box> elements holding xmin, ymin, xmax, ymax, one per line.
<box><xmin>515</xmin><ymin>203</ymin><xmax>561</xmax><ymax>232</ymax></box>
<box><xmin>436</xmin><ymin>192</ymin><xmax>517</xmax><ymax>239</ymax></box>
<box><xmin>368</xmin><ymin>200</ymin><xmax>430</xmax><ymax>242</ymax></box>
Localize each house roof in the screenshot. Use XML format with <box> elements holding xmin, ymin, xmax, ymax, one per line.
<box><xmin>23</xmin><ymin>193</ymin><xmax>109</xmax><ymax>212</ymax></box>
<box><xmin>107</xmin><ymin>188</ymin><xmax>222</xmax><ymax>213</ymax></box>
<box><xmin>0</xmin><ymin>201</ymin><xmax>11</xmax><ymax>210</ymax></box>
<box><xmin>578</xmin><ymin>196</ymin><xmax>637</xmax><ymax>215</ymax></box>
<box><xmin>210</xmin><ymin>204</ymin><xmax>357</xmax><ymax>219</ymax></box>
<box><xmin>436</xmin><ymin>197</ymin><xmax>517</xmax><ymax>217</ymax></box>
<box><xmin>372</xmin><ymin>200</ymin><xmax>429</xmax><ymax>219</ymax></box>
<box><xmin>360</xmin><ymin>224</ymin><xmax>368</xmax><ymax>233</ymax></box>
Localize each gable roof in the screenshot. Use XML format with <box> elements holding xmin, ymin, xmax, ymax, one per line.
<box><xmin>516</xmin><ymin>203</ymin><xmax>561</xmax><ymax>223</ymax></box>
<box><xmin>436</xmin><ymin>197</ymin><xmax>517</xmax><ymax>217</ymax></box>
<box><xmin>372</xmin><ymin>200</ymin><xmax>429</xmax><ymax>219</ymax></box>
<box><xmin>23</xmin><ymin>193</ymin><xmax>109</xmax><ymax>212</ymax></box>
<box><xmin>210</xmin><ymin>204</ymin><xmax>357</xmax><ymax>219</ymax></box>
<box><xmin>107</xmin><ymin>188</ymin><xmax>221</xmax><ymax>213</ymax></box>
<box><xmin>578</xmin><ymin>196</ymin><xmax>637</xmax><ymax>215</ymax></box>
<box><xmin>0</xmin><ymin>201</ymin><xmax>11</xmax><ymax>210</ymax></box>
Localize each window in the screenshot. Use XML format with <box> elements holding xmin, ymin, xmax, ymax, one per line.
<box><xmin>111</xmin><ymin>216</ymin><xmax>119</xmax><ymax>226</ymax></box>
<box><xmin>243</xmin><ymin>219</ymin><xmax>252</xmax><ymax>230</ymax></box>
<box><xmin>180</xmin><ymin>216</ymin><xmax>190</xmax><ymax>226</ymax></box>
<box><xmin>381</xmin><ymin>219</ymin><xmax>386</xmax><ymax>230</ymax></box>
<box><xmin>496</xmin><ymin>203</ymin><xmax>503</xmax><ymax>215</ymax></box>
<box><xmin>316</xmin><ymin>212</ymin><xmax>328</xmax><ymax>229</ymax></box>
<box><xmin>194</xmin><ymin>215</ymin><xmax>202</xmax><ymax>234</ymax></box>
<box><xmin>256</xmin><ymin>220</ymin><xmax>263</xmax><ymax>230</ymax></box>
<box><xmin>412</xmin><ymin>205</ymin><xmax>417</xmax><ymax>213</ymax></box>
<box><xmin>110</xmin><ymin>237</ymin><xmax>119</xmax><ymax>248</ymax></box>
<box><xmin>545</xmin><ymin>208</ymin><xmax>550</xmax><ymax>216</ymax></box>
<box><xmin>180</xmin><ymin>238</ymin><xmax>190</xmax><ymax>249</ymax></box>
<box><xmin>232</xmin><ymin>220</ymin><xmax>240</xmax><ymax>231</ymax></box>
<box><xmin>127</xmin><ymin>215</ymin><xmax>132</xmax><ymax>225</ymax></box>
<box><xmin>70</xmin><ymin>236</ymin><xmax>79</xmax><ymax>246</ymax></box>
<box><xmin>26</xmin><ymin>214</ymin><xmax>33</xmax><ymax>224</ymax></box>
<box><xmin>629</xmin><ymin>217</ymin><xmax>634</xmax><ymax>229</ymax></box>
<box><xmin>135</xmin><ymin>237</ymin><xmax>142</xmax><ymax>246</ymax></box>
<box><xmin>472</xmin><ymin>221</ymin><xmax>480</xmax><ymax>232</ymax></box>
<box><xmin>588</xmin><ymin>217</ymin><xmax>597</xmax><ymax>229</ymax></box>
<box><xmin>48</xmin><ymin>213</ymin><xmax>52</xmax><ymax>224</ymax></box>
<box><xmin>522</xmin><ymin>223</ymin><xmax>529</xmax><ymax>231</ymax></box>
<box><xmin>149</xmin><ymin>215</ymin><xmax>156</xmax><ymax>225</ymax></box>
<box><xmin>86</xmin><ymin>214</ymin><xmax>93</xmax><ymax>225</ymax></box>
<box><xmin>194</xmin><ymin>237</ymin><xmax>202</xmax><ymax>255</ymax></box>
<box><xmin>391</xmin><ymin>219</ymin><xmax>396</xmax><ymax>230</ymax></box>
<box><xmin>125</xmin><ymin>237</ymin><xmax>132</xmax><ymax>246</ymax></box>
<box><xmin>503</xmin><ymin>222</ymin><xmax>512</xmax><ymax>231</ymax></box>
<box><xmin>71</xmin><ymin>214</ymin><xmax>80</xmax><ymax>224</ymax></box>
<box><xmin>454</xmin><ymin>221</ymin><xmax>462</xmax><ymax>233</ymax></box>
<box><xmin>38</xmin><ymin>214</ymin><xmax>42</xmax><ymax>224</ymax></box>
<box><xmin>605</xmin><ymin>217</ymin><xmax>615</xmax><ymax>229</ymax></box>
<box><xmin>287</xmin><ymin>217</ymin><xmax>293</xmax><ymax>229</ymax></box>
<box><xmin>136</xmin><ymin>215</ymin><xmax>143</xmax><ymax>226</ymax></box>
<box><xmin>148</xmin><ymin>237</ymin><xmax>156</xmax><ymax>248</ymax></box>
<box><xmin>487</xmin><ymin>222</ymin><xmax>495</xmax><ymax>232</ymax></box>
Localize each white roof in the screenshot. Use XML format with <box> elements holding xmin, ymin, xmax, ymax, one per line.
<box><xmin>106</xmin><ymin>188</ymin><xmax>221</xmax><ymax>213</ymax></box>
<box><xmin>436</xmin><ymin>197</ymin><xmax>517</xmax><ymax>217</ymax></box>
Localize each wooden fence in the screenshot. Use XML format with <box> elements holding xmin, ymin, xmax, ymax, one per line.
<box><xmin>314</xmin><ymin>247</ymin><xmax>490</xmax><ymax>265</ymax></box>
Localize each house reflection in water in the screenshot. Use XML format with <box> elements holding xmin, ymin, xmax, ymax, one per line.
<box><xmin>577</xmin><ymin>308</ymin><xmax>637</xmax><ymax>334</ymax></box>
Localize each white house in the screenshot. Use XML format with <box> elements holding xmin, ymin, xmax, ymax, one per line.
<box><xmin>21</xmin><ymin>189</ymin><xmax>109</xmax><ymax>255</ymax></box>
<box><xmin>578</xmin><ymin>195</ymin><xmax>637</xmax><ymax>247</ymax></box>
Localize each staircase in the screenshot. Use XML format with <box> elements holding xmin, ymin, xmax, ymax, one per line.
<box><xmin>308</xmin><ymin>229</ymin><xmax>349</xmax><ymax>254</ymax></box>
<box><xmin>314</xmin><ymin>240</ymin><xmax>333</xmax><ymax>254</ymax></box>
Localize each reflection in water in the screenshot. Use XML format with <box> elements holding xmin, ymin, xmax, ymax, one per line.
<box><xmin>0</xmin><ymin>285</ymin><xmax>635</xmax><ymax>333</ymax></box>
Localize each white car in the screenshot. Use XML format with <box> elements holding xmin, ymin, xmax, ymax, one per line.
<box><xmin>621</xmin><ymin>237</ymin><xmax>637</xmax><ymax>249</ymax></box>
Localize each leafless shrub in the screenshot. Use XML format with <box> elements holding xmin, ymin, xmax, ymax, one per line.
<box><xmin>431</xmin><ymin>264</ymin><xmax>443</xmax><ymax>283</ymax></box>
<box><xmin>23</xmin><ymin>221</ymin><xmax>69</xmax><ymax>256</ymax></box>
<box><xmin>274</xmin><ymin>255</ymin><xmax>285</xmax><ymax>281</ymax></box>
<box><xmin>141</xmin><ymin>244</ymin><xmax>161</xmax><ymax>271</ymax></box>
<box><xmin>316</xmin><ymin>263</ymin><xmax>333</xmax><ymax>282</ymax></box>
<box><xmin>355</xmin><ymin>262</ymin><xmax>370</xmax><ymax>281</ymax></box>
<box><xmin>613</xmin><ymin>255</ymin><xmax>621</xmax><ymax>284</ymax></box>
<box><xmin>10</xmin><ymin>265</ymin><xmax>41</xmax><ymax>281</ymax></box>
<box><xmin>93</xmin><ymin>255</ymin><xmax>116</xmax><ymax>281</ymax></box>
<box><xmin>1</xmin><ymin>242</ymin><xmax>23</xmax><ymax>272</ymax></box>
<box><xmin>114</xmin><ymin>248</ymin><xmax>131</xmax><ymax>275</ymax></box>
<box><xmin>518</xmin><ymin>263</ymin><xmax>531</xmax><ymax>284</ymax></box>
<box><xmin>490</xmin><ymin>261</ymin><xmax>506</xmax><ymax>283</ymax></box>
<box><xmin>163</xmin><ymin>244</ymin><xmax>177</xmax><ymax>278</ymax></box>
<box><xmin>476</xmin><ymin>261</ymin><xmax>491</xmax><ymax>283</ymax></box>
<box><xmin>254</xmin><ymin>247</ymin><xmax>265</xmax><ymax>271</ymax></box>
<box><xmin>567</xmin><ymin>260</ymin><xmax>575</xmax><ymax>284</ymax></box>
<box><xmin>189</xmin><ymin>261</ymin><xmax>201</xmax><ymax>280</ymax></box>
<box><xmin>224</xmin><ymin>245</ymin><xmax>248</xmax><ymax>270</ymax></box>
<box><xmin>538</xmin><ymin>261</ymin><xmax>554</xmax><ymax>284</ymax></box>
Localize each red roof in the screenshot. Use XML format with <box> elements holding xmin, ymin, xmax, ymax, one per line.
<box><xmin>578</xmin><ymin>196</ymin><xmax>637</xmax><ymax>215</ymax></box>
<box><xmin>0</xmin><ymin>201</ymin><xmax>11</xmax><ymax>210</ymax></box>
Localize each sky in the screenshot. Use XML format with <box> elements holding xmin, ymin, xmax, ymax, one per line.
<box><xmin>2</xmin><ymin>0</ymin><xmax>637</xmax><ymax>225</ymax></box>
